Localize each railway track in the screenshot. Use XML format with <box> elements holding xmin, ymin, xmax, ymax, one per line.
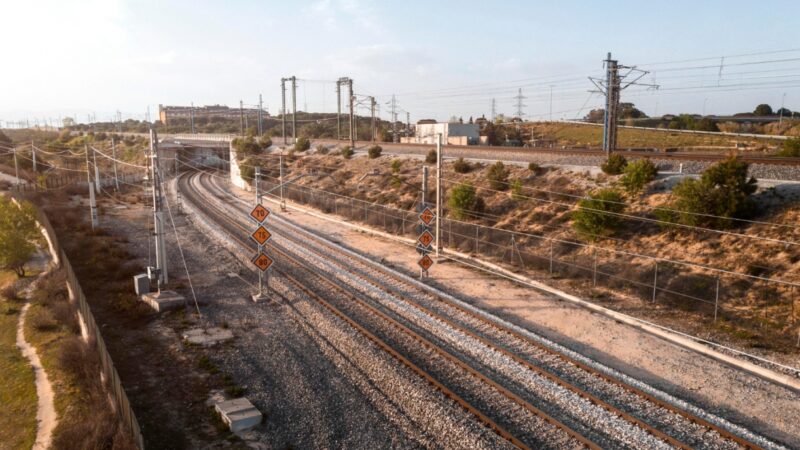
<box><xmin>312</xmin><ymin>139</ymin><xmax>800</xmax><ymax>166</ymax></box>
<box><xmin>178</xmin><ymin>170</ymin><xmax>784</xmax><ymax>450</ymax></box>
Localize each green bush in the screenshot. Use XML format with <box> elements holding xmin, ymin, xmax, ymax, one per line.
<box><xmin>258</xmin><ymin>135</ymin><xmax>272</xmax><ymax>149</ymax></box>
<box><xmin>572</xmin><ymin>189</ymin><xmax>626</xmax><ymax>240</ymax></box>
<box><xmin>453</xmin><ymin>157</ymin><xmax>471</xmax><ymax>173</ymax></box>
<box><xmin>294</xmin><ymin>137</ymin><xmax>311</xmax><ymax>151</ymax></box>
<box><xmin>777</xmin><ymin>138</ymin><xmax>800</xmax><ymax>157</ymax></box>
<box><xmin>390</xmin><ymin>159</ymin><xmax>402</xmax><ymax>173</ymax></box>
<box><xmin>368</xmin><ymin>145</ymin><xmax>382</xmax><ymax>159</ymax></box>
<box><xmin>316</xmin><ymin>144</ymin><xmax>329</xmax><ymax>155</ymax></box>
<box><xmin>528</xmin><ymin>162</ymin><xmax>540</xmax><ymax>173</ymax></box>
<box><xmin>341</xmin><ymin>146</ymin><xmax>354</xmax><ymax>159</ymax></box>
<box><xmin>239</xmin><ymin>157</ymin><xmax>255</xmax><ymax>182</ymax></box>
<box><xmin>426</xmin><ymin>149</ymin><xmax>437</xmax><ymax>164</ymax></box>
<box><xmin>601</xmin><ymin>153</ymin><xmax>628</xmax><ymax>175</ymax></box>
<box><xmin>620</xmin><ymin>158</ymin><xmax>658</xmax><ymax>193</ymax></box>
<box><xmin>510</xmin><ymin>179</ymin><xmax>524</xmax><ymax>200</ymax></box>
<box><xmin>448</xmin><ymin>183</ymin><xmax>484</xmax><ymax>220</ymax></box>
<box><xmin>232</xmin><ymin>136</ymin><xmax>260</xmax><ymax>161</ymax></box>
<box><xmin>487</xmin><ymin>161</ymin><xmax>510</xmax><ymax>190</ymax></box>
<box><xmin>665</xmin><ymin>156</ymin><xmax>757</xmax><ymax>228</ymax></box>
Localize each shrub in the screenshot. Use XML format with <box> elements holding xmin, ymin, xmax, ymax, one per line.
<box><xmin>453</xmin><ymin>157</ymin><xmax>471</xmax><ymax>173</ymax></box>
<box><xmin>601</xmin><ymin>153</ymin><xmax>628</xmax><ymax>175</ymax></box>
<box><xmin>341</xmin><ymin>146</ymin><xmax>354</xmax><ymax>159</ymax></box>
<box><xmin>239</xmin><ymin>158</ymin><xmax>255</xmax><ymax>181</ymax></box>
<box><xmin>777</xmin><ymin>138</ymin><xmax>800</xmax><ymax>157</ymax></box>
<box><xmin>487</xmin><ymin>161</ymin><xmax>510</xmax><ymax>190</ymax></box>
<box><xmin>1</xmin><ymin>285</ymin><xmax>19</xmax><ymax>302</ymax></box>
<box><xmin>426</xmin><ymin>149</ymin><xmax>437</xmax><ymax>164</ymax></box>
<box><xmin>666</xmin><ymin>156</ymin><xmax>757</xmax><ymax>228</ymax></box>
<box><xmin>448</xmin><ymin>183</ymin><xmax>484</xmax><ymax>220</ymax></box>
<box><xmin>572</xmin><ymin>189</ymin><xmax>626</xmax><ymax>240</ymax></box>
<box><xmin>258</xmin><ymin>135</ymin><xmax>272</xmax><ymax>149</ymax></box>
<box><xmin>620</xmin><ymin>158</ymin><xmax>658</xmax><ymax>193</ymax></box>
<box><xmin>368</xmin><ymin>145</ymin><xmax>382</xmax><ymax>159</ymax></box>
<box><xmin>528</xmin><ymin>162</ymin><xmax>540</xmax><ymax>173</ymax></box>
<box><xmin>510</xmin><ymin>179</ymin><xmax>524</xmax><ymax>200</ymax></box>
<box><xmin>232</xmin><ymin>136</ymin><xmax>260</xmax><ymax>161</ymax></box>
<box><xmin>294</xmin><ymin>137</ymin><xmax>310</xmax><ymax>152</ymax></box>
<box><xmin>316</xmin><ymin>144</ymin><xmax>329</xmax><ymax>155</ymax></box>
<box><xmin>390</xmin><ymin>159</ymin><xmax>402</xmax><ymax>173</ymax></box>
<box><xmin>0</xmin><ymin>197</ymin><xmax>40</xmax><ymax>277</ymax></box>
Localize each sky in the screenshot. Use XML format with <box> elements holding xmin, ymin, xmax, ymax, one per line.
<box><xmin>1</xmin><ymin>0</ymin><xmax>799</xmax><ymax>126</ymax></box>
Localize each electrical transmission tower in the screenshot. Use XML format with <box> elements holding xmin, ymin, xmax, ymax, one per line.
<box><xmin>491</xmin><ymin>98</ymin><xmax>496</xmax><ymax>121</ymax></box>
<box><xmin>513</xmin><ymin>89</ymin><xmax>526</xmax><ymax>119</ymax></box>
<box><xmin>336</xmin><ymin>77</ymin><xmax>353</xmax><ymax>142</ymax></box>
<box><xmin>388</xmin><ymin>95</ymin><xmax>398</xmax><ymax>143</ymax></box>
<box><xmin>590</xmin><ymin>52</ymin><xmax>658</xmax><ymax>155</ymax></box>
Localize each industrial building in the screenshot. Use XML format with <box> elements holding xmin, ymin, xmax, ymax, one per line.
<box><xmin>410</xmin><ymin>121</ymin><xmax>481</xmax><ymax>145</ymax></box>
<box><xmin>158</xmin><ymin>104</ymin><xmax>267</xmax><ymax>125</ymax></box>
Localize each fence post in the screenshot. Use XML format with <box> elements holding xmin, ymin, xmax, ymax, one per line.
<box><xmin>592</xmin><ymin>248</ymin><xmax>598</xmax><ymax>287</ymax></box>
<box><xmin>549</xmin><ymin>239</ymin><xmax>554</xmax><ymax>274</ymax></box>
<box><xmin>475</xmin><ymin>226</ymin><xmax>479</xmax><ymax>254</ymax></box>
<box><xmin>714</xmin><ymin>276</ymin><xmax>720</xmax><ymax>322</ymax></box>
<box><xmin>652</xmin><ymin>260</ymin><xmax>659</xmax><ymax>303</ymax></box>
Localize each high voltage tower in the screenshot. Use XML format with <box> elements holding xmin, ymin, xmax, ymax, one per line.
<box><xmin>590</xmin><ymin>52</ymin><xmax>658</xmax><ymax>155</ymax></box>
<box><xmin>513</xmin><ymin>89</ymin><xmax>527</xmax><ymax>118</ymax></box>
<box><xmin>281</xmin><ymin>76</ymin><xmax>298</xmax><ymax>144</ymax></box>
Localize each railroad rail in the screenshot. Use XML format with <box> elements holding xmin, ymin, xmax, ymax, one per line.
<box><xmin>179</xmin><ymin>170</ymin><xmax>779</xmax><ymax>450</ymax></box>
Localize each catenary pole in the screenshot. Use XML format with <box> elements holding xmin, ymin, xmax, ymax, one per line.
<box><xmin>281</xmin><ymin>78</ymin><xmax>287</xmax><ymax>145</ymax></box>
<box><xmin>291</xmin><ymin>76</ymin><xmax>297</xmax><ymax>143</ymax></box>
<box><xmin>149</xmin><ymin>129</ymin><xmax>168</xmax><ymax>287</ymax></box>
<box><xmin>111</xmin><ymin>137</ymin><xmax>120</xmax><ymax>191</ymax></box>
<box><xmin>435</xmin><ymin>133</ymin><xmax>442</xmax><ymax>258</ymax></box>
<box><xmin>85</xmin><ymin>144</ymin><xmax>98</xmax><ymax>229</ymax></box>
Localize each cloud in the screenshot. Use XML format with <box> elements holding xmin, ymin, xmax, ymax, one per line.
<box><xmin>306</xmin><ymin>0</ymin><xmax>378</xmax><ymax>32</ymax></box>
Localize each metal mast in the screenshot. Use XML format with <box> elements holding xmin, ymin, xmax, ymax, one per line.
<box><xmin>149</xmin><ymin>129</ymin><xmax>168</xmax><ymax>288</ymax></box>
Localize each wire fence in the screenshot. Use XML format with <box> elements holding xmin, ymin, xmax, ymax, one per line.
<box><xmin>15</xmin><ymin>195</ymin><xmax>145</xmax><ymax>449</ymax></box>
<box><xmin>257</xmin><ymin>177</ymin><xmax>800</xmax><ymax>342</ymax></box>
<box><xmin>9</xmin><ymin>171</ymin><xmax>145</xmax><ymax>193</ymax></box>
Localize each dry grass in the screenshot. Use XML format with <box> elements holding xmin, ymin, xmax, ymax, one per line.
<box><xmin>23</xmin><ymin>268</ymin><xmax>138</xmax><ymax>450</ymax></box>
<box><xmin>0</xmin><ymin>271</ymin><xmax>37</xmax><ymax>450</ymax></box>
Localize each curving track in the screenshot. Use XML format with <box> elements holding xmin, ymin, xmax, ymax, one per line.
<box><xmin>177</xmin><ymin>170</ymin><xmax>786</xmax><ymax>450</ymax></box>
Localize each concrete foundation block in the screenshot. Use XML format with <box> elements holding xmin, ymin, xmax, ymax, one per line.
<box><xmin>215</xmin><ymin>398</ymin><xmax>262</xmax><ymax>432</ymax></box>
<box><xmin>141</xmin><ymin>290</ymin><xmax>185</xmax><ymax>312</ymax></box>
<box><xmin>183</xmin><ymin>327</ymin><xmax>234</xmax><ymax>346</ymax></box>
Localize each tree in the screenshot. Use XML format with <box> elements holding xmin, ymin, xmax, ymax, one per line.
<box><xmin>620</xmin><ymin>158</ymin><xmax>658</xmax><ymax>193</ymax></box>
<box><xmin>776</xmin><ymin>107</ymin><xmax>792</xmax><ymax>118</ymax></box>
<box><xmin>448</xmin><ymin>183</ymin><xmax>483</xmax><ymax>220</ymax></box>
<box><xmin>753</xmin><ymin>104</ymin><xmax>773</xmax><ymax>116</ymax></box>
<box><xmin>0</xmin><ymin>197</ymin><xmax>40</xmax><ymax>277</ymax></box>
<box><xmin>572</xmin><ymin>189</ymin><xmax>626</xmax><ymax>240</ymax></box>
<box><xmin>232</xmin><ymin>136</ymin><xmax>260</xmax><ymax>161</ymax></box>
<box><xmin>258</xmin><ymin>135</ymin><xmax>272</xmax><ymax>149</ymax></box>
<box><xmin>486</xmin><ymin>161</ymin><xmax>510</xmax><ymax>190</ymax></box>
<box><xmin>662</xmin><ymin>156</ymin><xmax>757</xmax><ymax>228</ymax></box>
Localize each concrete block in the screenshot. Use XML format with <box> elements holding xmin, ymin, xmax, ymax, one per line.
<box><xmin>141</xmin><ymin>290</ymin><xmax>185</xmax><ymax>312</ymax></box>
<box><xmin>183</xmin><ymin>327</ymin><xmax>233</xmax><ymax>346</ymax></box>
<box><xmin>133</xmin><ymin>274</ymin><xmax>150</xmax><ymax>296</ymax></box>
<box><xmin>215</xmin><ymin>398</ymin><xmax>262</xmax><ymax>432</ymax></box>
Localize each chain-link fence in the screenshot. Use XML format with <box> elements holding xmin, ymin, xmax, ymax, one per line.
<box><xmin>257</xmin><ymin>177</ymin><xmax>799</xmax><ymax>342</ymax></box>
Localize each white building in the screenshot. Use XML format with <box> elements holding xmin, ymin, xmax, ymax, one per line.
<box><xmin>413</xmin><ymin>122</ymin><xmax>480</xmax><ymax>145</ymax></box>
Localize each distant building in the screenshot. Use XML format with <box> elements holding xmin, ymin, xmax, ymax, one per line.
<box><xmin>413</xmin><ymin>121</ymin><xmax>480</xmax><ymax>145</ymax></box>
<box><xmin>158</xmin><ymin>104</ymin><xmax>268</xmax><ymax>125</ymax></box>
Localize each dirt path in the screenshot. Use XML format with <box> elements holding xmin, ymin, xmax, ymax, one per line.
<box><xmin>16</xmin><ymin>276</ymin><xmax>57</xmax><ymax>450</ymax></box>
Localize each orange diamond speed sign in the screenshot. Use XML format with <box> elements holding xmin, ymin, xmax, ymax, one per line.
<box><xmin>418</xmin><ymin>254</ymin><xmax>434</xmax><ymax>271</ymax></box>
<box><xmin>251</xmin><ymin>226</ymin><xmax>272</xmax><ymax>245</ymax></box>
<box><xmin>252</xmin><ymin>252</ymin><xmax>274</xmax><ymax>272</ymax></box>
<box><xmin>250</xmin><ymin>204</ymin><xmax>270</xmax><ymax>223</ymax></box>
<box><xmin>417</xmin><ymin>229</ymin><xmax>434</xmax><ymax>248</ymax></box>
<box><xmin>419</xmin><ymin>207</ymin><xmax>435</xmax><ymax>226</ymax></box>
